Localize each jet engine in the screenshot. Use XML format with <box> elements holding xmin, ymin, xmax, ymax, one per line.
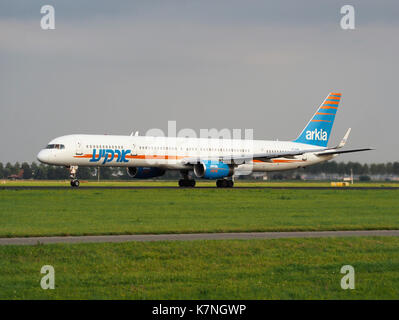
<box><xmin>193</xmin><ymin>160</ymin><xmax>234</xmax><ymax>179</ymax></box>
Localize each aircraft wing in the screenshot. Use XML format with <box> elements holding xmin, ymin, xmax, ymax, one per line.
<box><xmin>181</xmin><ymin>148</ymin><xmax>327</xmax><ymax>165</ymax></box>
<box><xmin>182</xmin><ymin>147</ymin><xmax>373</xmax><ymax>165</ymax></box>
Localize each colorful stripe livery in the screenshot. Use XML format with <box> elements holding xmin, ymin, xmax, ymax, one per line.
<box><xmin>293</xmin><ymin>92</ymin><xmax>341</xmax><ymax>147</ymax></box>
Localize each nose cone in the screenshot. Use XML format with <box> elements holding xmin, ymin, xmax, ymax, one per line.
<box><xmin>37</xmin><ymin>150</ymin><xmax>49</xmax><ymax>164</ymax></box>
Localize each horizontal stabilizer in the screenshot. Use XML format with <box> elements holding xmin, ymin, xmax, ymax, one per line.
<box><xmin>316</xmin><ymin>148</ymin><xmax>373</xmax><ymax>156</ymax></box>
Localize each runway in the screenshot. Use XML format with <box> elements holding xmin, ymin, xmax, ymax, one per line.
<box><xmin>1</xmin><ymin>230</ymin><xmax>399</xmax><ymax>245</ymax></box>
<box><xmin>1</xmin><ymin>186</ymin><xmax>398</xmax><ymax>190</ymax></box>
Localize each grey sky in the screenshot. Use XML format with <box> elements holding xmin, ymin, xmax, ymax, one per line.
<box><xmin>0</xmin><ymin>0</ymin><xmax>398</xmax><ymax>163</ymax></box>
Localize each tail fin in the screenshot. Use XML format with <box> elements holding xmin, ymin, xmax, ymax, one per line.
<box><xmin>293</xmin><ymin>92</ymin><xmax>341</xmax><ymax>147</ymax></box>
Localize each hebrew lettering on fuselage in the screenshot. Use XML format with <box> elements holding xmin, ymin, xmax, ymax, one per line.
<box><xmin>89</xmin><ymin>149</ymin><xmax>131</xmax><ymax>164</ymax></box>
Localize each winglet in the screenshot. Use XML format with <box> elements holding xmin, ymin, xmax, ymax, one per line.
<box><xmin>336</xmin><ymin>128</ymin><xmax>351</xmax><ymax>149</ymax></box>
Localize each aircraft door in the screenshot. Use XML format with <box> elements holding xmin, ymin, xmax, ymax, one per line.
<box><xmin>75</xmin><ymin>141</ymin><xmax>83</xmax><ymax>155</ymax></box>
<box><xmin>131</xmin><ymin>143</ymin><xmax>137</xmax><ymax>156</ymax></box>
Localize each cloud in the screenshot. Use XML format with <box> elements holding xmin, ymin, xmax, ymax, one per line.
<box><xmin>0</xmin><ymin>2</ymin><xmax>398</xmax><ymax>163</ymax></box>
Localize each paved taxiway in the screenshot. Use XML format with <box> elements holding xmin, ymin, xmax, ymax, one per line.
<box><xmin>1</xmin><ymin>230</ymin><xmax>399</xmax><ymax>245</ymax></box>
<box><xmin>1</xmin><ymin>186</ymin><xmax>398</xmax><ymax>190</ymax></box>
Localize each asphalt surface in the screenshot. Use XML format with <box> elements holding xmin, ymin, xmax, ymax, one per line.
<box><xmin>1</xmin><ymin>186</ymin><xmax>398</xmax><ymax>190</ymax></box>
<box><xmin>1</xmin><ymin>230</ymin><xmax>399</xmax><ymax>245</ymax></box>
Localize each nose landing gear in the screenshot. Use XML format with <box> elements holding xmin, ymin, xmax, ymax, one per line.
<box><xmin>69</xmin><ymin>166</ymin><xmax>80</xmax><ymax>188</ymax></box>
<box><xmin>70</xmin><ymin>179</ymin><xmax>80</xmax><ymax>187</ymax></box>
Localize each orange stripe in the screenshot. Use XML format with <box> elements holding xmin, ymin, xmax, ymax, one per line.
<box><xmin>316</xmin><ymin>112</ymin><xmax>335</xmax><ymax>115</ymax></box>
<box><xmin>271</xmin><ymin>159</ymin><xmax>304</xmax><ymax>163</ymax></box>
<box><xmin>320</xmin><ymin>106</ymin><xmax>338</xmax><ymax>110</ymax></box>
<box><xmin>329</xmin><ymin>93</ymin><xmax>341</xmax><ymax>96</ymax></box>
<box><xmin>73</xmin><ymin>154</ymin><xmax>194</xmax><ymax>160</ymax></box>
<box><xmin>73</xmin><ymin>155</ymin><xmax>92</xmax><ymax>158</ymax></box>
<box><xmin>73</xmin><ymin>154</ymin><xmax>306</xmax><ymax>164</ymax></box>
<box><xmin>311</xmin><ymin>119</ymin><xmax>331</xmax><ymax>123</ymax></box>
<box><xmin>324</xmin><ymin>101</ymin><xmax>339</xmax><ymax>105</ymax></box>
<box><xmin>125</xmin><ymin>155</ymin><xmax>184</xmax><ymax>160</ymax></box>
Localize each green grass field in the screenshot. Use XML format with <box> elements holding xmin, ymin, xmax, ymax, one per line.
<box><xmin>0</xmin><ymin>187</ymin><xmax>398</xmax><ymax>237</ymax></box>
<box><xmin>1</xmin><ymin>237</ymin><xmax>398</xmax><ymax>299</ymax></box>
<box><xmin>2</xmin><ymin>179</ymin><xmax>399</xmax><ymax>188</ymax></box>
<box><xmin>1</xmin><ymin>181</ymin><xmax>398</xmax><ymax>299</ymax></box>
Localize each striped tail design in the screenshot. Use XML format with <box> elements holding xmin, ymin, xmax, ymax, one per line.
<box><xmin>294</xmin><ymin>92</ymin><xmax>341</xmax><ymax>147</ymax></box>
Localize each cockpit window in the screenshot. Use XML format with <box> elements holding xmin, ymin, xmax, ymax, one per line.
<box><xmin>46</xmin><ymin>144</ymin><xmax>65</xmax><ymax>149</ymax></box>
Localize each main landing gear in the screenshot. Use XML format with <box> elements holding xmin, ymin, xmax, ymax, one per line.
<box><xmin>178</xmin><ymin>179</ymin><xmax>196</xmax><ymax>187</ymax></box>
<box><xmin>216</xmin><ymin>179</ymin><xmax>234</xmax><ymax>188</ymax></box>
<box><xmin>178</xmin><ymin>170</ymin><xmax>196</xmax><ymax>187</ymax></box>
<box><xmin>69</xmin><ymin>166</ymin><xmax>80</xmax><ymax>188</ymax></box>
<box><xmin>177</xmin><ymin>170</ymin><xmax>234</xmax><ymax>188</ymax></box>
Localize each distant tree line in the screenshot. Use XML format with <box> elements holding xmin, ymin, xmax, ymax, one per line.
<box><xmin>0</xmin><ymin>161</ymin><xmax>398</xmax><ymax>180</ymax></box>
<box><xmin>0</xmin><ymin>162</ymin><xmax>180</xmax><ymax>180</ymax></box>
<box><xmin>305</xmin><ymin>161</ymin><xmax>399</xmax><ymax>176</ymax></box>
<box><xmin>266</xmin><ymin>161</ymin><xmax>399</xmax><ymax>181</ymax></box>
<box><xmin>0</xmin><ymin>162</ymin><xmax>124</xmax><ymax>180</ymax></box>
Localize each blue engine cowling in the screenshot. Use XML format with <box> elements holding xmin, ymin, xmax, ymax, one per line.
<box><xmin>193</xmin><ymin>160</ymin><xmax>233</xmax><ymax>179</ymax></box>
<box><xmin>127</xmin><ymin>167</ymin><xmax>166</xmax><ymax>179</ymax></box>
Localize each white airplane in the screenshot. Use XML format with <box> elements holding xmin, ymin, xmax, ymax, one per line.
<box><xmin>37</xmin><ymin>93</ymin><xmax>371</xmax><ymax>188</ymax></box>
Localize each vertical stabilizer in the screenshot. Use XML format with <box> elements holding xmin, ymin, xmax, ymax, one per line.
<box><xmin>294</xmin><ymin>92</ymin><xmax>341</xmax><ymax>147</ymax></box>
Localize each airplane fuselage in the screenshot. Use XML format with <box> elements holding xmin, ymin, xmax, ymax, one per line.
<box><xmin>37</xmin><ymin>134</ymin><xmax>334</xmax><ymax>172</ymax></box>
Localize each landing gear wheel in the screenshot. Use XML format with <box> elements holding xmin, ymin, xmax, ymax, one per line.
<box><xmin>216</xmin><ymin>179</ymin><xmax>228</xmax><ymax>188</ymax></box>
<box><xmin>216</xmin><ymin>179</ymin><xmax>234</xmax><ymax>188</ymax></box>
<box><xmin>68</xmin><ymin>166</ymin><xmax>79</xmax><ymax>188</ymax></box>
<box><xmin>70</xmin><ymin>179</ymin><xmax>80</xmax><ymax>188</ymax></box>
<box><xmin>178</xmin><ymin>179</ymin><xmax>196</xmax><ymax>187</ymax></box>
